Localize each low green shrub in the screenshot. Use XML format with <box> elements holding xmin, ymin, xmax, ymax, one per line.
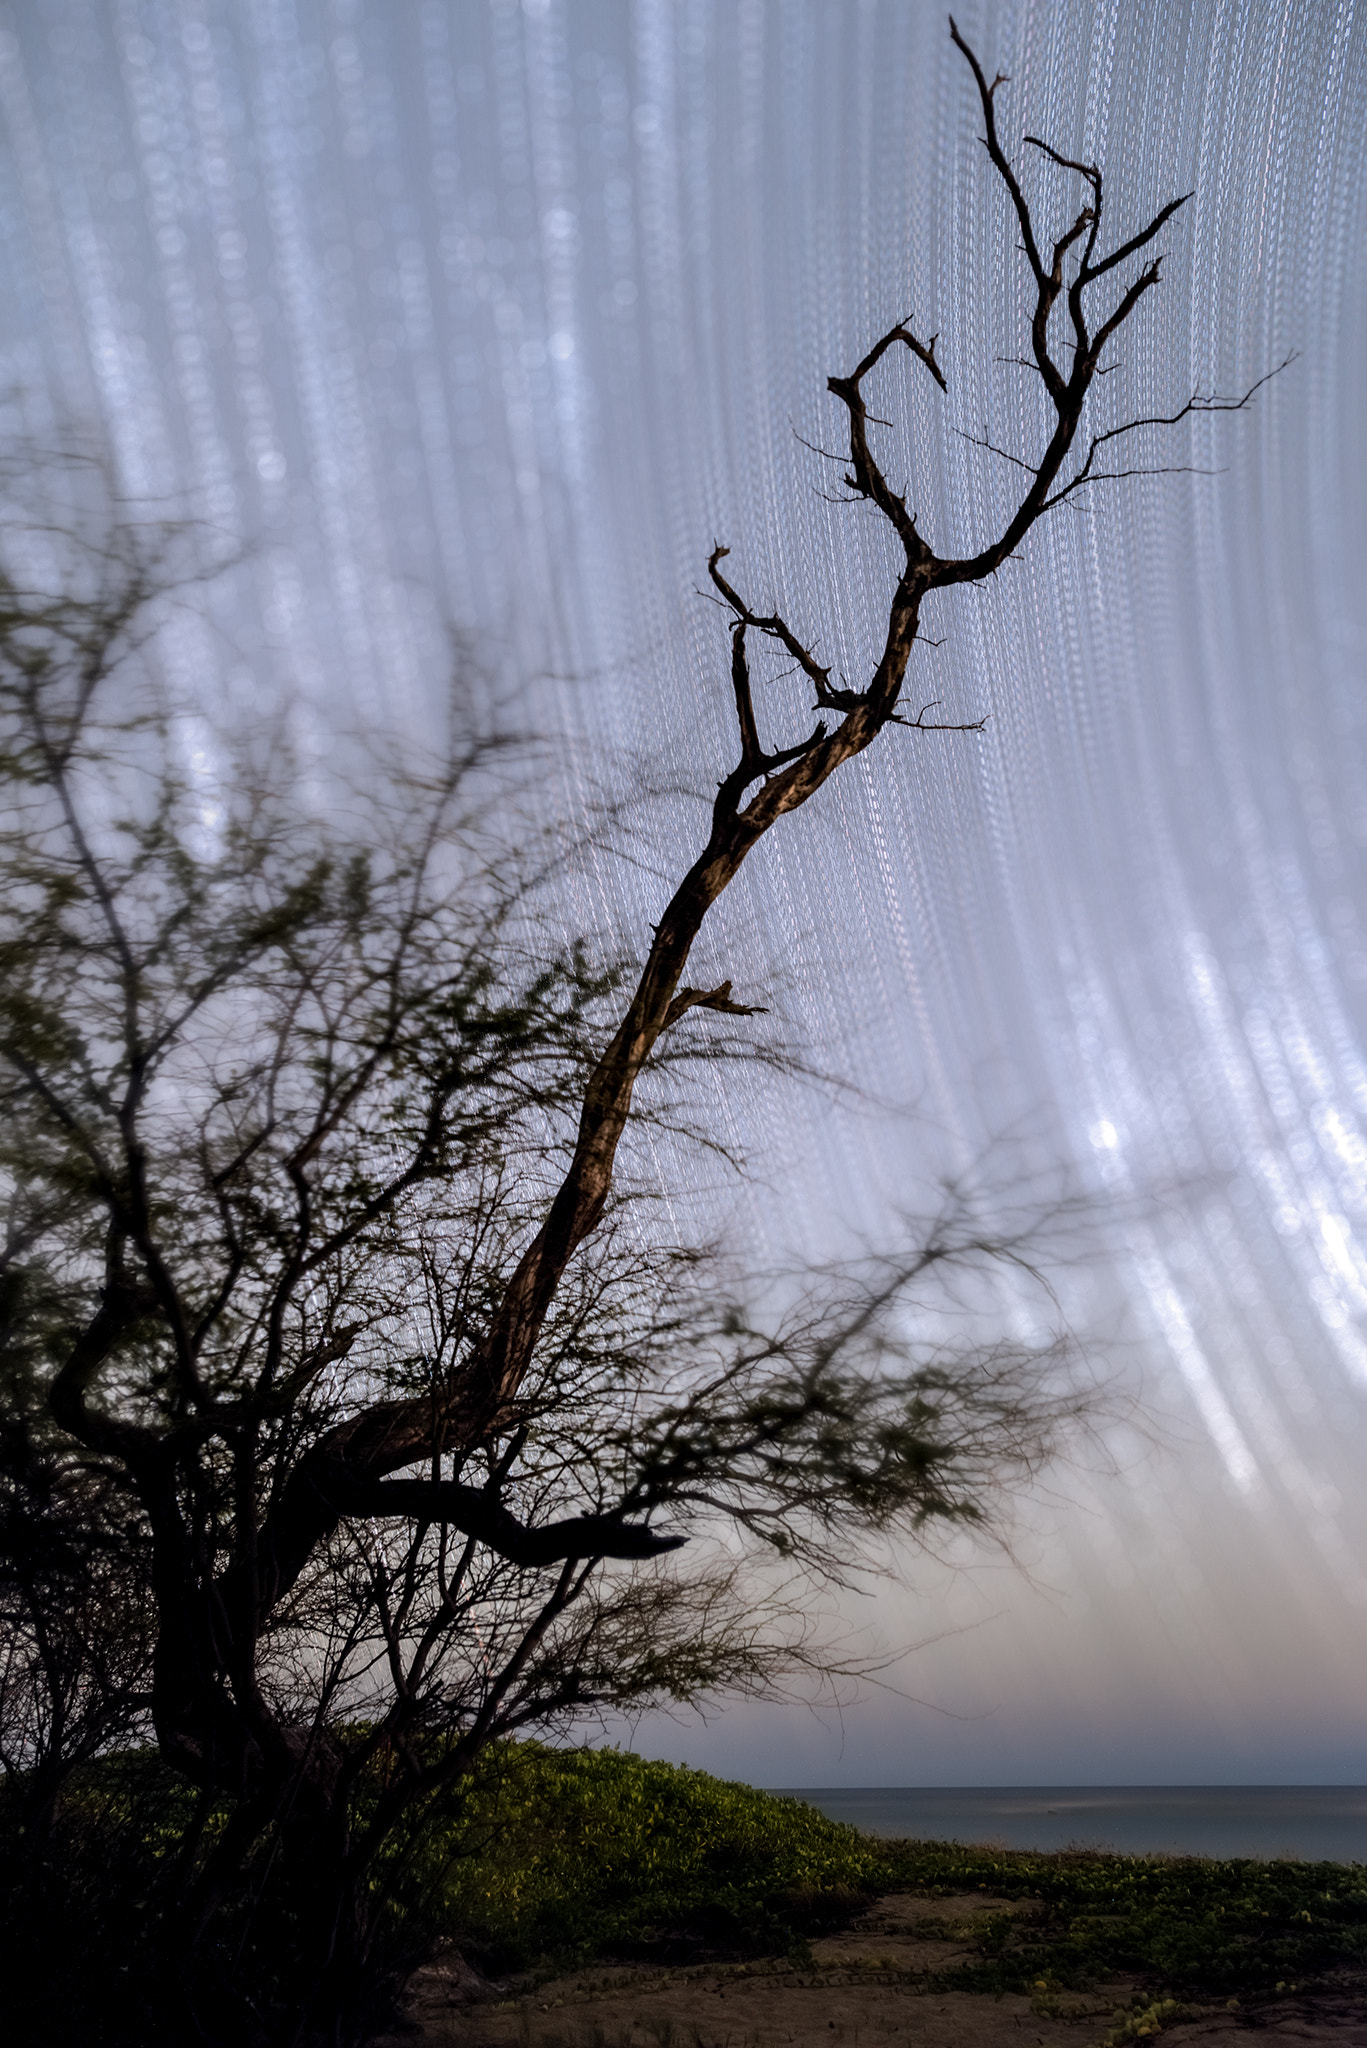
<box><xmin>0</xmin><ymin>1751</ymin><xmax>210</xmax><ymax>2044</ymax></box>
<box><xmin>5</xmin><ymin>1740</ymin><xmax>1366</xmax><ymax>2042</ymax></box>
<box><xmin>360</xmin><ymin>1744</ymin><xmax>1367</xmax><ymax>1997</ymax></box>
<box><xmin>385</xmin><ymin>1740</ymin><xmax>883</xmax><ymax>1971</ymax></box>
<box><xmin>866</xmin><ymin>1836</ymin><xmax>1367</xmax><ymax>1997</ymax></box>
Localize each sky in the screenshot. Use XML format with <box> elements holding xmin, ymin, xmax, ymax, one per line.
<box><xmin>3</xmin><ymin>0</ymin><xmax>1366</xmax><ymax>1785</ymax></box>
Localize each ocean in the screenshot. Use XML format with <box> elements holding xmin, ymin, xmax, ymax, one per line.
<box><xmin>773</xmin><ymin>1787</ymin><xmax>1367</xmax><ymax>1863</ymax></box>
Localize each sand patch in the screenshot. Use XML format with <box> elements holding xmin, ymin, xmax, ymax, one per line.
<box><xmin>383</xmin><ymin>1894</ymin><xmax>1367</xmax><ymax>2048</ymax></box>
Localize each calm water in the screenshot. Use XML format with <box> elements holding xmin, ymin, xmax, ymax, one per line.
<box><xmin>772</xmin><ymin>1788</ymin><xmax>1367</xmax><ymax>1863</ymax></box>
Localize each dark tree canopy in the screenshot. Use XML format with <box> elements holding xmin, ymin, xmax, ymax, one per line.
<box><xmin>0</xmin><ymin>28</ymin><xmax>1274</xmax><ymax>2048</ymax></box>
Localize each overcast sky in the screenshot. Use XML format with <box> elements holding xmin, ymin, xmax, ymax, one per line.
<box><xmin>4</xmin><ymin>0</ymin><xmax>1366</xmax><ymax>1785</ymax></box>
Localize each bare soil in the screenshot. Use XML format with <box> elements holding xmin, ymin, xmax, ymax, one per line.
<box><xmin>379</xmin><ymin>1893</ymin><xmax>1367</xmax><ymax>2048</ymax></box>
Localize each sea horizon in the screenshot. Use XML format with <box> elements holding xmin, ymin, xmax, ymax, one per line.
<box><xmin>769</xmin><ymin>1785</ymin><xmax>1367</xmax><ymax>1863</ymax></box>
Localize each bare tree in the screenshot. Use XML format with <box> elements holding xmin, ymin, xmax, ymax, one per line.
<box><xmin>0</xmin><ymin>27</ymin><xmax>1275</xmax><ymax>2047</ymax></box>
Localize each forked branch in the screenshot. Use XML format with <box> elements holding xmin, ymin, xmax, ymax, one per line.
<box><xmin>1041</xmin><ymin>355</ymin><xmax>1297</xmax><ymax>508</ymax></box>
<box><xmin>664</xmin><ymin>979</ymin><xmax>768</xmax><ymax>1031</ymax></box>
<box><xmin>252</xmin><ymin>23</ymin><xmax>1282</xmax><ymax>1580</ymax></box>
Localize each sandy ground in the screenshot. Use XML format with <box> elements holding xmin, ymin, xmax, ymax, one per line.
<box><xmin>380</xmin><ymin>1893</ymin><xmax>1367</xmax><ymax>2048</ymax></box>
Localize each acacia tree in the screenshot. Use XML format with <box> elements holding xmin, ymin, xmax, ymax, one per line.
<box><xmin>0</xmin><ymin>26</ymin><xmax>1275</xmax><ymax>2047</ymax></box>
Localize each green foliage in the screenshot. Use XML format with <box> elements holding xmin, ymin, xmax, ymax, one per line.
<box><xmin>1096</xmin><ymin>1997</ymin><xmax>1190</xmax><ymax>2045</ymax></box>
<box><xmin>418</xmin><ymin>1740</ymin><xmax>882</xmax><ymax>1970</ymax></box>
<box><xmin>7</xmin><ymin>1739</ymin><xmax>1367</xmax><ymax>2044</ymax></box>
<box><xmin>1</xmin><ymin>1745</ymin><xmax>448</xmax><ymax>2044</ymax></box>
<box><xmin>866</xmin><ymin>1836</ymin><xmax>1367</xmax><ymax>1999</ymax></box>
<box><xmin>0</xmin><ymin>1748</ymin><xmax>208</xmax><ymax>2044</ymax></box>
<box><xmin>334</xmin><ymin>1742</ymin><xmax>1367</xmax><ymax>1999</ymax></box>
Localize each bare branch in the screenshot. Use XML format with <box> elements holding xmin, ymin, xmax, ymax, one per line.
<box><xmin>663</xmin><ymin>979</ymin><xmax>767</xmax><ymax>1030</ymax></box>
<box><xmin>1042</xmin><ymin>356</ymin><xmax>1294</xmax><ymax>510</ymax></box>
<box><xmin>1081</xmin><ymin>190</ymin><xmax>1194</xmax><ymax>285</ymax></box>
<box><xmin>707</xmin><ymin>545</ymin><xmax>835</xmax><ymax>701</ymax></box>
<box><xmin>827</xmin><ymin>325</ymin><xmax>943</xmax><ymax>561</ymax></box>
<box><xmin>334</xmin><ymin>1477</ymin><xmax>685</xmax><ymax>1566</ymax></box>
<box><xmin>950</xmin><ymin>17</ymin><xmax>1046</xmax><ymax>289</ymax></box>
<box><xmin>954</xmin><ymin>424</ymin><xmax>1041</xmax><ymax>476</ymax></box>
<box><xmin>889</xmin><ymin>701</ymin><xmax>988</xmax><ymax>734</ymax></box>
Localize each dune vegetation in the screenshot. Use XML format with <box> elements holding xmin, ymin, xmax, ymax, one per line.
<box><xmin>5</xmin><ymin>1738</ymin><xmax>1367</xmax><ymax>2043</ymax></box>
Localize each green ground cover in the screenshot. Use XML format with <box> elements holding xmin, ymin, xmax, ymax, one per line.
<box><xmin>5</xmin><ymin>1740</ymin><xmax>1366</xmax><ymax>2034</ymax></box>
<box><xmin>425</xmin><ymin>1744</ymin><xmax>1367</xmax><ymax>1998</ymax></box>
